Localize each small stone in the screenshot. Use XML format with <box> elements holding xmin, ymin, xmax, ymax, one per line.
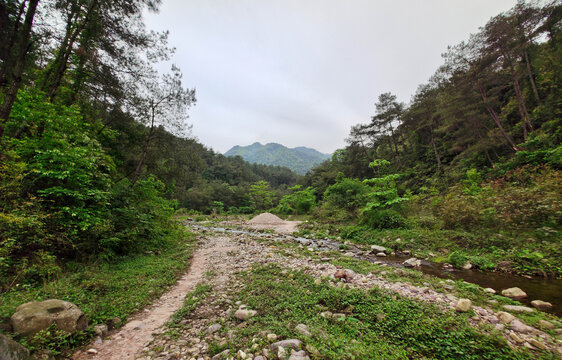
<box><xmin>93</xmin><ymin>324</ymin><xmax>108</xmax><ymax>337</ymax></box>
<box><xmin>278</xmin><ymin>346</ymin><xmax>288</xmax><ymax>360</ymax></box>
<box><xmin>237</xmin><ymin>349</ymin><xmax>247</xmax><ymax>359</ymax></box>
<box><xmin>455</xmin><ymin>299</ymin><xmax>472</xmax><ymax>312</ymax></box>
<box><xmin>496</xmin><ymin>311</ymin><xmax>515</xmax><ymax>324</ymax></box>
<box><xmin>370</xmin><ymin>245</ymin><xmax>387</xmax><ymax>253</ymax></box>
<box><xmin>320</xmin><ymin>311</ymin><xmax>333</xmax><ymax>319</ymax></box>
<box><xmin>531</xmin><ymin>300</ymin><xmax>553</xmax><ymax>311</ymax></box>
<box><xmin>510</xmin><ymin>319</ymin><xmax>532</xmax><ymax>333</ymax></box>
<box><xmin>538</xmin><ymin>320</ymin><xmax>554</xmax><ymax>329</ymax></box>
<box><xmin>376</xmin><ymin>252</ymin><xmax>386</xmax><ymax>257</ymax></box>
<box><xmin>288</xmin><ymin>349</ymin><xmax>310</xmax><ymax>360</ymax></box>
<box><xmin>267</xmin><ymin>333</ymin><xmax>278</xmax><ymax>341</ymax></box>
<box><xmin>295</xmin><ymin>323</ymin><xmax>311</xmax><ymax>336</ymax></box>
<box><xmin>502</xmin><ymin>305</ymin><xmax>534</xmax><ymax>313</ymax></box>
<box><xmin>484</xmin><ymin>288</ymin><xmax>496</xmax><ymax>294</ymax></box>
<box><xmin>333</xmin><ymin>269</ymin><xmax>355</xmax><ymax>282</ymax></box>
<box><xmin>211</xmin><ymin>349</ymin><xmax>230</xmax><ymax>360</ymax></box>
<box><xmin>501</xmin><ymin>287</ymin><xmax>527</xmax><ymax>299</ymax></box>
<box><xmin>306</xmin><ymin>344</ymin><xmax>320</xmax><ymax>357</ymax></box>
<box><xmin>462</xmin><ymin>262</ymin><xmax>472</xmax><ymax>270</ymax></box>
<box><xmin>86</xmin><ymin>349</ymin><xmax>98</xmax><ymax>355</ymax></box>
<box><xmin>529</xmin><ymin>339</ymin><xmax>547</xmax><ymax>350</ymax></box>
<box><xmin>254</xmin><ymin>356</ymin><xmax>265</xmax><ymax>360</ymax></box>
<box><xmin>509</xmin><ymin>333</ymin><xmax>524</xmax><ymax>343</ymax></box>
<box><xmin>270</xmin><ymin>339</ymin><xmax>302</xmax><ymax>352</ymax></box>
<box><xmin>207</xmin><ymin>323</ymin><xmax>221</xmax><ymax>334</ymax></box>
<box><xmin>234</xmin><ymin>309</ymin><xmax>257</xmax><ymax>321</ymax></box>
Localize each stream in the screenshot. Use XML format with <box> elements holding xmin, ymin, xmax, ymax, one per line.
<box><xmin>189</xmin><ymin>223</ymin><xmax>562</xmax><ymax>317</ymax></box>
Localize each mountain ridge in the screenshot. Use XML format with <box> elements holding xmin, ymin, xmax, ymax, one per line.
<box><xmin>224</xmin><ymin>142</ymin><xmax>331</xmax><ymax>175</ymax></box>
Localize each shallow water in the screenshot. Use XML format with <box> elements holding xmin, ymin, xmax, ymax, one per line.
<box><xmin>189</xmin><ymin>223</ymin><xmax>562</xmax><ymax>317</ymax></box>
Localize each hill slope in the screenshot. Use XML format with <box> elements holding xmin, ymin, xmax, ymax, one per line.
<box><xmin>225</xmin><ymin>142</ymin><xmax>331</xmax><ymax>174</ymax></box>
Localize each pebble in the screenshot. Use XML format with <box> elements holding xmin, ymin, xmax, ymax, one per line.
<box><xmin>295</xmin><ymin>323</ymin><xmax>311</xmax><ymax>336</ymax></box>
<box><xmin>86</xmin><ymin>349</ymin><xmax>98</xmax><ymax>354</ymax></box>
<box><xmin>271</xmin><ymin>339</ymin><xmax>302</xmax><ymax>352</ymax></box>
<box><xmin>234</xmin><ymin>309</ymin><xmax>257</xmax><ymax>321</ymax></box>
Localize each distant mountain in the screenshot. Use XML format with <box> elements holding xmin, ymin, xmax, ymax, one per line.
<box><xmin>224</xmin><ymin>142</ymin><xmax>331</xmax><ymax>175</ymax></box>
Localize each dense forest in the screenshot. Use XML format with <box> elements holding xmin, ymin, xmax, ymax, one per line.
<box><xmin>0</xmin><ymin>0</ymin><xmax>298</xmax><ymax>289</ymax></box>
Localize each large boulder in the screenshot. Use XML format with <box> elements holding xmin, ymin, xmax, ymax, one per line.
<box><xmin>10</xmin><ymin>299</ymin><xmax>87</xmax><ymax>336</ymax></box>
<box><xmin>0</xmin><ymin>334</ymin><xmax>31</xmax><ymax>360</ymax></box>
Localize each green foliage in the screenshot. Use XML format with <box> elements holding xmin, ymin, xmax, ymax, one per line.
<box><xmin>448</xmin><ymin>251</ymin><xmax>469</xmax><ymax>269</ymax></box>
<box><xmin>361</xmin><ymin>209</ymin><xmax>407</xmax><ymax>230</ymax></box>
<box><xmin>248</xmin><ymin>180</ymin><xmax>275</xmax><ymax>210</ymax></box>
<box><xmin>0</xmin><ymin>231</ymin><xmax>195</xmax><ymax>355</ymax></box>
<box><xmin>276</xmin><ymin>185</ymin><xmax>316</xmax><ymax>215</ymax></box>
<box><xmin>0</xmin><ymin>91</ymin><xmax>181</xmax><ymax>286</ymax></box>
<box><xmin>462</xmin><ymin>169</ymin><xmax>482</xmax><ymax>195</ymax></box>
<box><xmin>360</xmin><ymin>160</ymin><xmax>409</xmax><ymax>229</ymax></box>
<box><xmin>323</xmin><ymin>173</ymin><xmax>370</xmax><ymax>212</ymax></box>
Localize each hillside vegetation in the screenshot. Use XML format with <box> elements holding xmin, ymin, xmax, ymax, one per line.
<box><xmin>296</xmin><ymin>1</ymin><xmax>562</xmax><ymax>277</ymax></box>
<box><xmin>225</xmin><ymin>142</ymin><xmax>331</xmax><ymax>175</ymax></box>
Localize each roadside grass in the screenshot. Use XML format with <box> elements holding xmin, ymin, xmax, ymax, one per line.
<box><xmin>165</xmin><ymin>284</ymin><xmax>212</xmax><ymax>340</ymax></box>
<box><xmin>0</xmin><ymin>229</ymin><xmax>197</xmax><ymax>355</ymax></box>
<box><xmin>218</xmin><ymin>263</ymin><xmax>549</xmax><ymax>360</ymax></box>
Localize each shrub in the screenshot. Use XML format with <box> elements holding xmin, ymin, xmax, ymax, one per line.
<box><xmin>323</xmin><ymin>173</ymin><xmax>370</xmax><ymax>213</ymax></box>
<box><xmin>361</xmin><ymin>209</ymin><xmax>407</xmax><ymax>230</ymax></box>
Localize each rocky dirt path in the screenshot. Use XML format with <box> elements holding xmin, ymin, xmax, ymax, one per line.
<box><xmin>73</xmin><ymin>236</ymin><xmax>238</xmax><ymax>360</ymax></box>
<box><xmin>75</xmin><ymin>227</ymin><xmax>561</xmax><ymax>360</ymax></box>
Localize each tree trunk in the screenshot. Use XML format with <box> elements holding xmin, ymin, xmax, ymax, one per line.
<box><xmin>132</xmin><ymin>103</ymin><xmax>155</xmax><ymax>185</ymax></box>
<box><xmin>429</xmin><ymin>125</ymin><xmax>442</xmax><ymax>170</ymax></box>
<box><xmin>524</xmin><ymin>50</ymin><xmax>540</xmax><ymax>104</ymax></box>
<box><xmin>0</xmin><ymin>0</ymin><xmax>40</xmax><ymax>136</ymax></box>
<box><xmin>512</xmin><ymin>76</ymin><xmax>534</xmax><ymax>138</ymax></box>
<box><xmin>0</xmin><ymin>0</ymin><xmax>27</xmax><ymax>87</ymax></box>
<box><xmin>477</xmin><ymin>82</ymin><xmax>519</xmax><ymax>152</ymax></box>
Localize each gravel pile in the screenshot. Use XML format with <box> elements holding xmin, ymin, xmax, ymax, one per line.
<box><xmin>248</xmin><ymin>213</ymin><xmax>285</xmax><ymax>225</ymax></box>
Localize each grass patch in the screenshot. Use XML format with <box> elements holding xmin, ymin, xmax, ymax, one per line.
<box><xmin>0</xmin><ymin>229</ymin><xmax>196</xmax><ymax>355</ymax></box>
<box><xmin>168</xmin><ymin>284</ymin><xmax>211</xmax><ymax>328</ymax></box>
<box><xmin>225</xmin><ymin>263</ymin><xmax>553</xmax><ymax>360</ymax></box>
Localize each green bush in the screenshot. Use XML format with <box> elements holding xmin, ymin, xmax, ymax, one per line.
<box><xmin>361</xmin><ymin>209</ymin><xmax>407</xmax><ymax>230</ymax></box>
<box><xmin>323</xmin><ymin>173</ymin><xmax>370</xmax><ymax>212</ymax></box>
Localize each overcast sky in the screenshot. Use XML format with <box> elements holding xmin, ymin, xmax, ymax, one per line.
<box><xmin>145</xmin><ymin>0</ymin><xmax>518</xmax><ymax>154</ymax></box>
